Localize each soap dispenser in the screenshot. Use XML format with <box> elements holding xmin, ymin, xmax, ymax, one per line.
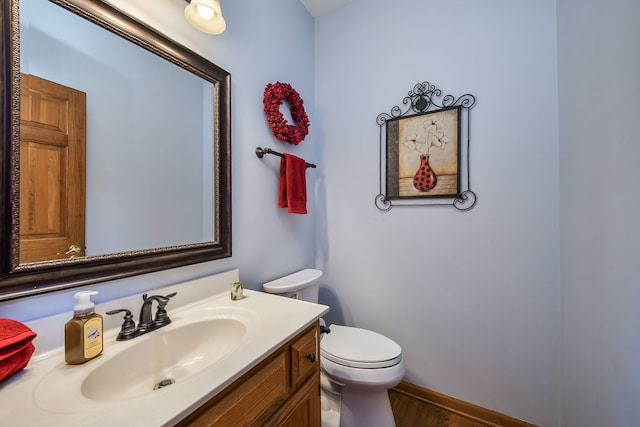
<box><xmin>64</xmin><ymin>291</ymin><xmax>103</xmax><ymax>364</ymax></box>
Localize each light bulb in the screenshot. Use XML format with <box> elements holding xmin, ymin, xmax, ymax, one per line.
<box><xmin>196</xmin><ymin>4</ymin><xmax>215</xmax><ymax>20</ymax></box>
<box><xmin>185</xmin><ymin>0</ymin><xmax>226</xmax><ymax>34</ymax></box>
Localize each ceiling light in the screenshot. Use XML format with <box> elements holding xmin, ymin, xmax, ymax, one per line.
<box><xmin>184</xmin><ymin>0</ymin><xmax>226</xmax><ymax>35</ymax></box>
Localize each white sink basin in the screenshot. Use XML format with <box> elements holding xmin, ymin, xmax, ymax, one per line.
<box><xmin>34</xmin><ymin>305</ymin><xmax>258</xmax><ymax>412</ymax></box>
<box><xmin>81</xmin><ymin>317</ymin><xmax>247</xmax><ymax>402</ymax></box>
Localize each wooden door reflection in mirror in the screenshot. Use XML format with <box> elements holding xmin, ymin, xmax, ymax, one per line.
<box><xmin>20</xmin><ymin>73</ymin><xmax>87</xmax><ymax>263</ymax></box>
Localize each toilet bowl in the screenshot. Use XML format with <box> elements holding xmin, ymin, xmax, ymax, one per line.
<box><xmin>263</xmin><ymin>269</ymin><xmax>405</xmax><ymax>427</ymax></box>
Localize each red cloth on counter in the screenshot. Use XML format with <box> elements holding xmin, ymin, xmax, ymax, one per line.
<box><xmin>0</xmin><ymin>318</ymin><xmax>37</xmax><ymax>382</ymax></box>
<box><xmin>278</xmin><ymin>153</ymin><xmax>308</xmax><ymax>214</ymax></box>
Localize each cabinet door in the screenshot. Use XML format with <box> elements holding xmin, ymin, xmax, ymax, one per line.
<box><xmin>264</xmin><ymin>374</ymin><xmax>321</xmax><ymax>427</ymax></box>
<box><xmin>179</xmin><ymin>352</ymin><xmax>288</xmax><ymax>427</ymax></box>
<box><xmin>290</xmin><ymin>326</ymin><xmax>318</xmax><ymax>389</ymax></box>
<box><xmin>177</xmin><ymin>323</ymin><xmax>321</xmax><ymax>427</ymax></box>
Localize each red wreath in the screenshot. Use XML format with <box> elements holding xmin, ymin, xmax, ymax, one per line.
<box><xmin>263</xmin><ymin>82</ymin><xmax>310</xmax><ymax>145</ymax></box>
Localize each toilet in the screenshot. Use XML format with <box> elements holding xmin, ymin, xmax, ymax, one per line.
<box><xmin>263</xmin><ymin>269</ymin><xmax>405</xmax><ymax>427</ymax></box>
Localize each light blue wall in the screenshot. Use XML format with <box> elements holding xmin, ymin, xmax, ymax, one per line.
<box><xmin>558</xmin><ymin>0</ymin><xmax>640</xmax><ymax>426</ymax></box>
<box><xmin>314</xmin><ymin>1</ymin><xmax>560</xmax><ymax>426</ymax></box>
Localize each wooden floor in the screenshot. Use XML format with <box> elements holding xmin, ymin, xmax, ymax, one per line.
<box><xmin>389</xmin><ymin>389</ymin><xmax>491</xmax><ymax>427</ymax></box>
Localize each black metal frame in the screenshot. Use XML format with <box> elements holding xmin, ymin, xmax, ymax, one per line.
<box><xmin>375</xmin><ymin>81</ymin><xmax>477</xmax><ymax>211</ymax></box>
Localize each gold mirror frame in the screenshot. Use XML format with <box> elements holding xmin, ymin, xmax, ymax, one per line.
<box><xmin>0</xmin><ymin>0</ymin><xmax>232</xmax><ymax>301</ymax></box>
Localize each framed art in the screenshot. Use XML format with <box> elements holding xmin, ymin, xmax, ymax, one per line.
<box><xmin>375</xmin><ymin>81</ymin><xmax>477</xmax><ymax>211</ymax></box>
<box><xmin>386</xmin><ymin>106</ymin><xmax>461</xmax><ymax>199</ymax></box>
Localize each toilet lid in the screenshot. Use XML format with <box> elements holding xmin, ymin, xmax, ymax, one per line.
<box><xmin>320</xmin><ymin>325</ymin><xmax>402</xmax><ymax>369</ymax></box>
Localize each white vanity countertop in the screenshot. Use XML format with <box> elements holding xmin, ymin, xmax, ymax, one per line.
<box><xmin>0</xmin><ymin>285</ymin><xmax>328</xmax><ymax>426</ymax></box>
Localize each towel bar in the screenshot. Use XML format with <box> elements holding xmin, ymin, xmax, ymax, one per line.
<box><xmin>255</xmin><ymin>147</ymin><xmax>316</xmax><ymax>168</ymax></box>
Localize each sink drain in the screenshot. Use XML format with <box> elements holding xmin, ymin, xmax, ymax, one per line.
<box><xmin>154</xmin><ymin>378</ymin><xmax>176</xmax><ymax>390</ymax></box>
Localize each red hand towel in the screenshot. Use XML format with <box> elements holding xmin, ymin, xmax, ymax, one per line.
<box><xmin>0</xmin><ymin>318</ymin><xmax>37</xmax><ymax>382</ymax></box>
<box><xmin>278</xmin><ymin>153</ymin><xmax>307</xmax><ymax>214</ymax></box>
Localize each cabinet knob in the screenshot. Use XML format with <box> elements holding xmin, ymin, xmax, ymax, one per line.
<box><xmin>306</xmin><ymin>353</ymin><xmax>317</xmax><ymax>363</ymax></box>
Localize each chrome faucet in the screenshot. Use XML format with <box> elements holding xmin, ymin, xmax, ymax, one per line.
<box><xmin>107</xmin><ymin>292</ymin><xmax>177</xmax><ymax>340</ymax></box>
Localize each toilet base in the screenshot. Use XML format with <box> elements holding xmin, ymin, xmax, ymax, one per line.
<box><xmin>321</xmin><ymin>373</ymin><xmax>396</xmax><ymax>427</ymax></box>
<box><xmin>321</xmin><ymin>374</ymin><xmax>341</xmax><ymax>427</ymax></box>
<box><xmin>321</xmin><ymin>404</ymin><xmax>341</xmax><ymax>427</ymax></box>
<box><xmin>339</xmin><ymin>387</ymin><xmax>396</xmax><ymax>427</ymax></box>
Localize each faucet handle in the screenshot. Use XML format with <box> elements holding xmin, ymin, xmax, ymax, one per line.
<box><xmin>154</xmin><ymin>292</ymin><xmax>177</xmax><ymax>326</ymax></box>
<box><xmin>106</xmin><ymin>309</ymin><xmax>138</xmax><ymax>340</ymax></box>
<box><xmin>142</xmin><ymin>292</ymin><xmax>176</xmax><ymax>303</ymax></box>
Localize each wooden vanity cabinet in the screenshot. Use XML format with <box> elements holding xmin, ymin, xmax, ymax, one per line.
<box><xmin>177</xmin><ymin>322</ymin><xmax>320</xmax><ymax>427</ymax></box>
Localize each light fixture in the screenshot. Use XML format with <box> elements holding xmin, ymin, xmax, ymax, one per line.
<box><xmin>184</xmin><ymin>0</ymin><xmax>226</xmax><ymax>35</ymax></box>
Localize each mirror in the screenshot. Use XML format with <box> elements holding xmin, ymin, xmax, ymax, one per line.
<box><xmin>0</xmin><ymin>0</ymin><xmax>232</xmax><ymax>301</ymax></box>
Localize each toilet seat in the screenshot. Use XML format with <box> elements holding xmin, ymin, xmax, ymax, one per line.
<box><xmin>320</xmin><ymin>325</ymin><xmax>402</xmax><ymax>369</ymax></box>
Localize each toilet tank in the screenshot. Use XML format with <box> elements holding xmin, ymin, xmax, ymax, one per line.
<box><xmin>262</xmin><ymin>269</ymin><xmax>322</xmax><ymax>303</ymax></box>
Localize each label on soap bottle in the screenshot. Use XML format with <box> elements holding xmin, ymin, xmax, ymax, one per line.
<box><xmin>83</xmin><ymin>317</ymin><xmax>103</xmax><ymax>359</ymax></box>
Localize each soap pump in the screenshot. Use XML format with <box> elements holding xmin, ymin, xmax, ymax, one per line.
<box><xmin>64</xmin><ymin>290</ymin><xmax>103</xmax><ymax>364</ymax></box>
